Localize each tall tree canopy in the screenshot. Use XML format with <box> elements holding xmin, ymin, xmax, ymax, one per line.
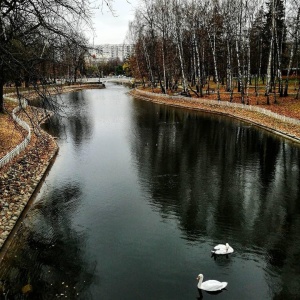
<box><xmin>0</xmin><ymin>0</ymin><xmax>112</xmax><ymax>113</ymax></box>
<box><xmin>129</xmin><ymin>0</ymin><xmax>300</xmax><ymax>102</ymax></box>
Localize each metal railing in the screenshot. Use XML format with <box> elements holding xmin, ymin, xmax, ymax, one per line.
<box><xmin>0</xmin><ymin>95</ymin><xmax>31</xmax><ymax>169</ymax></box>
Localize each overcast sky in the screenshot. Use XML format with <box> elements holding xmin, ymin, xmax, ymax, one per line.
<box><xmin>88</xmin><ymin>0</ymin><xmax>139</xmax><ymax>45</ymax></box>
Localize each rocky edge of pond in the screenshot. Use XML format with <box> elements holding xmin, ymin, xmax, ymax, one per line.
<box><xmin>0</xmin><ymin>86</ymin><xmax>300</xmax><ymax>255</ymax></box>
<box><xmin>0</xmin><ymin>113</ymin><xmax>58</xmax><ymax>254</ymax></box>
<box><xmin>0</xmin><ymin>84</ymin><xmax>104</xmax><ymax>254</ymax></box>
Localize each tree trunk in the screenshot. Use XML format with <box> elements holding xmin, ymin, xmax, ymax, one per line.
<box><xmin>284</xmin><ymin>9</ymin><xmax>299</xmax><ymax>96</ymax></box>
<box><xmin>142</xmin><ymin>36</ymin><xmax>154</xmax><ymax>90</ymax></box>
<box><xmin>195</xmin><ymin>37</ymin><xmax>203</xmax><ymax>97</ymax></box>
<box><xmin>265</xmin><ymin>0</ymin><xmax>275</xmax><ymax>105</ymax></box>
<box><xmin>259</xmin><ymin>38</ymin><xmax>263</xmax><ymax>81</ymax></box>
<box><xmin>284</xmin><ymin>44</ymin><xmax>294</xmax><ymax>97</ymax></box>
<box><xmin>176</xmin><ymin>34</ymin><xmax>188</xmax><ymax>93</ymax></box>
<box><xmin>274</xmin><ymin>24</ymin><xmax>282</xmax><ymax>100</ymax></box>
<box><xmin>207</xmin><ymin>30</ymin><xmax>220</xmax><ymax>101</ymax></box>
<box><xmin>0</xmin><ymin>66</ymin><xmax>4</xmax><ymax>113</ymax></box>
<box><xmin>235</xmin><ymin>39</ymin><xmax>244</xmax><ymax>103</ymax></box>
<box><xmin>245</xmin><ymin>36</ymin><xmax>251</xmax><ymax>105</ymax></box>
<box><xmin>162</xmin><ymin>41</ymin><xmax>167</xmax><ymax>94</ymax></box>
<box><xmin>226</xmin><ymin>41</ymin><xmax>232</xmax><ymax>93</ymax></box>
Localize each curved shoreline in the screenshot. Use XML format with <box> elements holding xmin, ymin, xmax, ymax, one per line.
<box><xmin>0</xmin><ymin>147</ymin><xmax>58</xmax><ymax>261</ymax></box>
<box><xmin>0</xmin><ymin>84</ymin><xmax>299</xmax><ymax>258</ymax></box>
<box><xmin>130</xmin><ymin>89</ymin><xmax>300</xmax><ymax>145</ymax></box>
<box><xmin>0</xmin><ymin>84</ymin><xmax>105</xmax><ymax>255</ymax></box>
<box><xmin>0</xmin><ymin>110</ymin><xmax>58</xmax><ymax>255</ymax></box>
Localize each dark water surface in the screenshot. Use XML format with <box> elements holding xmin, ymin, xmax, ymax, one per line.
<box><xmin>0</xmin><ymin>83</ymin><xmax>300</xmax><ymax>299</ymax></box>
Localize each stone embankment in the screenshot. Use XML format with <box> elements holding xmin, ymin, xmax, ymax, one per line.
<box><xmin>0</xmin><ymin>108</ymin><xmax>58</xmax><ymax>251</ymax></box>
<box><xmin>0</xmin><ymin>83</ymin><xmax>105</xmax><ymax>253</ymax></box>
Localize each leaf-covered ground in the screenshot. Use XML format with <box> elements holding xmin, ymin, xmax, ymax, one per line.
<box><xmin>147</xmin><ymin>85</ymin><xmax>300</xmax><ymax>119</ymax></box>
<box><xmin>0</xmin><ymin>102</ymin><xmax>27</xmax><ymax>158</ymax></box>
<box><xmin>214</xmin><ymin>93</ymin><xmax>300</xmax><ymax>120</ymax></box>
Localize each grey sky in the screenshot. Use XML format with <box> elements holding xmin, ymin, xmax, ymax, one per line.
<box><xmin>88</xmin><ymin>0</ymin><xmax>138</xmax><ymax>45</ymax></box>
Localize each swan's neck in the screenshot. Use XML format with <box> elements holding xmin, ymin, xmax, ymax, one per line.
<box><xmin>198</xmin><ymin>276</ymin><xmax>203</xmax><ymax>287</ymax></box>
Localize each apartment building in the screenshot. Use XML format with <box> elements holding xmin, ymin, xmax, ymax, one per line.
<box><xmin>88</xmin><ymin>44</ymin><xmax>134</xmax><ymax>65</ymax></box>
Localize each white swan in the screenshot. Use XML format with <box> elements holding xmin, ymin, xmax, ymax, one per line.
<box><xmin>196</xmin><ymin>274</ymin><xmax>228</xmax><ymax>291</ymax></box>
<box><xmin>211</xmin><ymin>243</ymin><xmax>234</xmax><ymax>255</ymax></box>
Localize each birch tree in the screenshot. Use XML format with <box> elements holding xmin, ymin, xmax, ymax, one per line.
<box><xmin>155</xmin><ymin>0</ymin><xmax>172</xmax><ymax>92</ymax></box>
<box><xmin>171</xmin><ymin>0</ymin><xmax>189</xmax><ymax>94</ymax></box>
<box><xmin>265</xmin><ymin>0</ymin><xmax>286</xmax><ymax>103</ymax></box>
<box><xmin>220</xmin><ymin>0</ymin><xmax>235</xmax><ymax>96</ymax></box>
<box><xmin>284</xmin><ymin>2</ymin><xmax>300</xmax><ymax>96</ymax></box>
<box><xmin>128</xmin><ymin>0</ymin><xmax>298</xmax><ymax>104</ymax></box>
<box><xmin>203</xmin><ymin>0</ymin><xmax>223</xmax><ymax>100</ymax></box>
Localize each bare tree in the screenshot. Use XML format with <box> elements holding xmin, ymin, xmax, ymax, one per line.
<box><xmin>0</xmin><ymin>0</ymin><xmax>113</xmax><ymax>113</ymax></box>
<box><xmin>171</xmin><ymin>0</ymin><xmax>189</xmax><ymax>94</ymax></box>
<box><xmin>284</xmin><ymin>2</ymin><xmax>300</xmax><ymax>96</ymax></box>
<box><xmin>128</xmin><ymin>0</ymin><xmax>297</xmax><ymax>104</ymax></box>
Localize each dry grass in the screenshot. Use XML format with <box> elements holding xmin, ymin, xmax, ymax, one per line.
<box><xmin>0</xmin><ymin>101</ymin><xmax>27</xmax><ymax>158</ymax></box>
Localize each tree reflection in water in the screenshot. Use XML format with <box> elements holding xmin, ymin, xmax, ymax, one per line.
<box><xmin>130</xmin><ymin>100</ymin><xmax>300</xmax><ymax>297</ymax></box>
<box><xmin>42</xmin><ymin>91</ymin><xmax>94</xmax><ymax>150</ymax></box>
<box><xmin>0</xmin><ymin>183</ymin><xmax>95</xmax><ymax>299</ymax></box>
<box><xmin>0</xmin><ymin>89</ymin><xmax>299</xmax><ymax>299</ymax></box>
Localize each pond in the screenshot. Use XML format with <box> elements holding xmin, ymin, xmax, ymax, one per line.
<box><xmin>0</xmin><ymin>82</ymin><xmax>299</xmax><ymax>299</ymax></box>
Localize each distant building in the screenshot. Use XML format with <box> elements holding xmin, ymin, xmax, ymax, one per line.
<box><xmin>87</xmin><ymin>44</ymin><xmax>134</xmax><ymax>66</ymax></box>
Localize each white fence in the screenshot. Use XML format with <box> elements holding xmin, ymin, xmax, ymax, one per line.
<box><xmin>0</xmin><ymin>95</ymin><xmax>31</xmax><ymax>169</ymax></box>
<box><xmin>136</xmin><ymin>90</ymin><xmax>300</xmax><ymax>126</ymax></box>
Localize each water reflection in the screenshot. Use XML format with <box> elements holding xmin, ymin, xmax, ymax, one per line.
<box><xmin>0</xmin><ymin>86</ymin><xmax>300</xmax><ymax>299</ymax></box>
<box><xmin>130</xmin><ymin>100</ymin><xmax>300</xmax><ymax>297</ymax></box>
<box><xmin>43</xmin><ymin>91</ymin><xmax>94</xmax><ymax>149</ymax></box>
<box><xmin>0</xmin><ymin>181</ymin><xmax>94</xmax><ymax>299</ymax></box>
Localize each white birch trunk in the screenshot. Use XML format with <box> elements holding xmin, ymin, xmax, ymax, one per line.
<box><xmin>195</xmin><ymin>35</ymin><xmax>203</xmax><ymax>96</ymax></box>
<box><xmin>207</xmin><ymin>30</ymin><xmax>220</xmax><ymax>100</ymax></box>
<box><xmin>265</xmin><ymin>0</ymin><xmax>275</xmax><ymax>104</ymax></box>
<box><xmin>274</xmin><ymin>24</ymin><xmax>282</xmax><ymax>99</ymax></box>
<box><xmin>284</xmin><ymin>8</ymin><xmax>300</xmax><ymax>96</ymax></box>
<box><xmin>226</xmin><ymin>40</ymin><xmax>232</xmax><ymax>93</ymax></box>
<box><xmin>162</xmin><ymin>41</ymin><xmax>167</xmax><ymax>93</ymax></box>
<box><xmin>235</xmin><ymin>39</ymin><xmax>244</xmax><ymax>103</ymax></box>
<box><xmin>176</xmin><ymin>31</ymin><xmax>188</xmax><ymax>93</ymax></box>
<box><xmin>259</xmin><ymin>38</ymin><xmax>262</xmax><ymax>81</ymax></box>
<box><xmin>142</xmin><ymin>36</ymin><xmax>154</xmax><ymax>89</ymax></box>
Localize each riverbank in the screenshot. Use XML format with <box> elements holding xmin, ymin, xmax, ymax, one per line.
<box><xmin>0</xmin><ymin>83</ymin><xmax>299</xmax><ymax>255</ymax></box>
<box><xmin>0</xmin><ymin>107</ymin><xmax>58</xmax><ymax>253</ymax></box>
<box><xmin>130</xmin><ymin>89</ymin><xmax>300</xmax><ymax>144</ymax></box>
<box><xmin>0</xmin><ymin>83</ymin><xmax>104</xmax><ymax>253</ymax></box>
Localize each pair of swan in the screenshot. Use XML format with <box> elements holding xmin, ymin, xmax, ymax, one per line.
<box><xmin>197</xmin><ymin>243</ymin><xmax>234</xmax><ymax>292</ymax></box>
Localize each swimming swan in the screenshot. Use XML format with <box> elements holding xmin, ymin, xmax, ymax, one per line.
<box><xmin>196</xmin><ymin>274</ymin><xmax>228</xmax><ymax>291</ymax></box>
<box><xmin>211</xmin><ymin>243</ymin><xmax>234</xmax><ymax>255</ymax></box>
